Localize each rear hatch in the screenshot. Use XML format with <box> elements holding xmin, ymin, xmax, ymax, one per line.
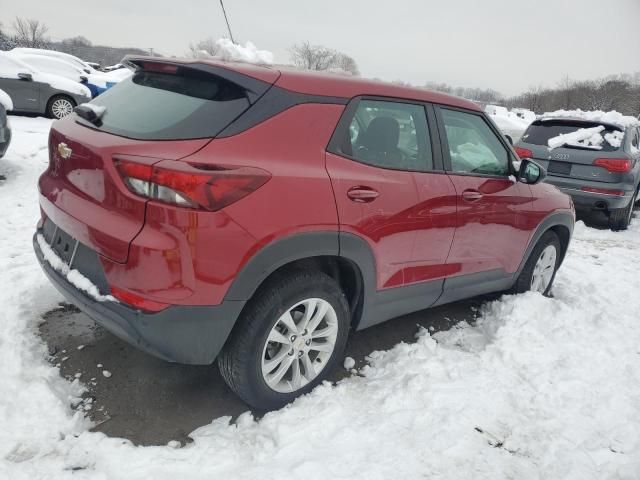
<box><xmin>517</xmin><ymin>119</ymin><xmax>629</xmax><ymax>184</ymax></box>
<box><xmin>38</xmin><ymin>59</ymin><xmax>279</xmax><ymax>263</ymax></box>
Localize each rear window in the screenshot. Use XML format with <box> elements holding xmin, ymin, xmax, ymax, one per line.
<box><xmin>521</xmin><ymin>121</ymin><xmax>623</xmax><ymax>151</ymax></box>
<box><xmin>83</xmin><ymin>68</ymin><xmax>250</xmax><ymax>140</ymax></box>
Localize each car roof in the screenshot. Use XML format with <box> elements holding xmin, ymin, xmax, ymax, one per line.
<box><xmin>126</xmin><ymin>56</ymin><xmax>481</xmax><ymax>111</ymax></box>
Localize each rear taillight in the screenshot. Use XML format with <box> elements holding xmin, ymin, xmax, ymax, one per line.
<box><xmin>514</xmin><ymin>147</ymin><xmax>533</xmax><ymax>159</ymax></box>
<box><xmin>581</xmin><ymin>187</ymin><xmax>625</xmax><ymax>196</ymax></box>
<box><xmin>114</xmin><ymin>158</ymin><xmax>270</xmax><ymax>211</ymax></box>
<box><xmin>110</xmin><ymin>286</ymin><xmax>170</xmax><ymax>312</ymax></box>
<box><xmin>593</xmin><ymin>158</ymin><xmax>632</xmax><ymax>173</ymax></box>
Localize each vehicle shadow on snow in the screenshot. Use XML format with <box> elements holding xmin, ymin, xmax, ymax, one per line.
<box><xmin>38</xmin><ymin>296</ymin><xmax>490</xmax><ymax>446</ymax></box>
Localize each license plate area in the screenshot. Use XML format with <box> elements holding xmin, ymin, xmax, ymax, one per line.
<box><xmin>548</xmin><ymin>161</ymin><xmax>572</xmax><ymax>175</ymax></box>
<box><xmin>42</xmin><ymin>219</ymin><xmax>79</xmax><ymax>267</ymax></box>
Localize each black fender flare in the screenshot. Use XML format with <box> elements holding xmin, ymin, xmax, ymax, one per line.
<box><xmin>222</xmin><ymin>230</ymin><xmax>379</xmax><ymax>327</ymax></box>
<box><xmin>224</xmin><ymin>231</ymin><xmax>341</xmax><ymax>301</ymax></box>
<box><xmin>516</xmin><ymin>211</ymin><xmax>574</xmax><ymax>277</ymax></box>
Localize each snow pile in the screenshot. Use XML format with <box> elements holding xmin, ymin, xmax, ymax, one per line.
<box><xmin>485</xmin><ymin>105</ymin><xmax>531</xmax><ymax>142</ymax></box>
<box><xmin>38</xmin><ymin>71</ymin><xmax>92</xmax><ymax>97</ymax></box>
<box><xmin>604</xmin><ymin>130</ymin><xmax>625</xmax><ymax>148</ymax></box>
<box><xmin>540</xmin><ymin>109</ymin><xmax>640</xmax><ymax>129</ymax></box>
<box><xmin>547</xmin><ymin>125</ymin><xmax>606</xmax><ymax>150</ymax></box>
<box><xmin>102</xmin><ymin>67</ymin><xmax>132</xmax><ymax>82</ymax></box>
<box><xmin>2</xmin><ymin>117</ymin><xmax>640</xmax><ymax>478</ymax></box>
<box><xmin>511</xmin><ymin>108</ymin><xmax>536</xmax><ymax>124</ymax></box>
<box><xmin>213</xmin><ymin>38</ymin><xmax>274</xmax><ymax>65</ymax></box>
<box><xmin>0</xmin><ymin>88</ymin><xmax>13</xmax><ymax>111</ymax></box>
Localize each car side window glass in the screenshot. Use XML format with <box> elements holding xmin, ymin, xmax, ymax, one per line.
<box><xmin>441</xmin><ymin>108</ymin><xmax>509</xmax><ymax>176</ymax></box>
<box><xmin>341</xmin><ymin>100</ymin><xmax>433</xmax><ymax>172</ymax></box>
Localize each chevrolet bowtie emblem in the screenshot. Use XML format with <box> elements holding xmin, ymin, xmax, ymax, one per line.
<box><xmin>57</xmin><ymin>143</ymin><xmax>72</xmax><ymax>159</ymax></box>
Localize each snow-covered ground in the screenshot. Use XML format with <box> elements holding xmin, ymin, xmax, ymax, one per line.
<box><xmin>1</xmin><ymin>116</ymin><xmax>640</xmax><ymax>479</ymax></box>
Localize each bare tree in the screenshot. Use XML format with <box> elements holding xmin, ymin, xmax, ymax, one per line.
<box><xmin>334</xmin><ymin>53</ymin><xmax>359</xmax><ymax>75</ymax></box>
<box><xmin>289</xmin><ymin>42</ymin><xmax>359</xmax><ymax>75</ymax></box>
<box><xmin>12</xmin><ymin>17</ymin><xmax>49</xmax><ymax>48</ymax></box>
<box><xmin>187</xmin><ymin>37</ymin><xmax>221</xmax><ymax>58</ymax></box>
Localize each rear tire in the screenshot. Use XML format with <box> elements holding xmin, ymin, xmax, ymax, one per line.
<box><xmin>609</xmin><ymin>191</ymin><xmax>636</xmax><ymax>231</ymax></box>
<box><xmin>46</xmin><ymin>95</ymin><xmax>76</xmax><ymax>119</ymax></box>
<box><xmin>512</xmin><ymin>231</ymin><xmax>561</xmax><ymax>296</ymax></box>
<box><xmin>218</xmin><ymin>270</ymin><xmax>350</xmax><ymax>410</ymax></box>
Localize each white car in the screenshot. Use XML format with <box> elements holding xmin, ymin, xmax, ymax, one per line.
<box><xmin>0</xmin><ymin>53</ymin><xmax>91</xmax><ymax>118</ymax></box>
<box><xmin>7</xmin><ymin>52</ymin><xmax>109</xmax><ymax>97</ymax></box>
<box><xmin>10</xmin><ymin>47</ymin><xmax>99</xmax><ymax>75</ymax></box>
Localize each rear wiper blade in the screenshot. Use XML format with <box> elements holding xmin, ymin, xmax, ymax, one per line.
<box><xmin>74</xmin><ymin>104</ymin><xmax>106</xmax><ymax>126</ymax></box>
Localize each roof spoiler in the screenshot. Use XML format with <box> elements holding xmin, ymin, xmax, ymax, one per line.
<box><xmin>120</xmin><ymin>55</ymin><xmax>274</xmax><ymax>103</ymax></box>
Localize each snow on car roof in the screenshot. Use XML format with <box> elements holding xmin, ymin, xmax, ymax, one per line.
<box><xmin>539</xmin><ymin>109</ymin><xmax>639</xmax><ymax>130</ymax></box>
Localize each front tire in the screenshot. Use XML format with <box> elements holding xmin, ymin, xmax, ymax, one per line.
<box><xmin>218</xmin><ymin>270</ymin><xmax>350</xmax><ymax>410</ymax></box>
<box><xmin>512</xmin><ymin>231</ymin><xmax>561</xmax><ymax>296</ymax></box>
<box><xmin>46</xmin><ymin>95</ymin><xmax>76</xmax><ymax>119</ymax></box>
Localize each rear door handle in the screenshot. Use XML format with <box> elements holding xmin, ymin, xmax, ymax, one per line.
<box><xmin>347</xmin><ymin>186</ymin><xmax>379</xmax><ymax>203</ymax></box>
<box><xmin>462</xmin><ymin>189</ymin><xmax>483</xmax><ymax>202</ymax></box>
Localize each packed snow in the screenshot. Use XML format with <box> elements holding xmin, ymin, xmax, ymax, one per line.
<box><xmin>36</xmin><ymin>234</ymin><xmax>116</xmax><ymax>302</ymax></box>
<box><xmin>485</xmin><ymin>105</ymin><xmax>531</xmax><ymax>143</ymax></box>
<box><xmin>604</xmin><ymin>130</ymin><xmax>625</xmax><ymax>148</ymax></box>
<box><xmin>1</xmin><ymin>115</ymin><xmax>640</xmax><ymax>479</ymax></box>
<box><xmin>102</xmin><ymin>66</ymin><xmax>133</xmax><ymax>82</ymax></box>
<box><xmin>0</xmin><ymin>88</ymin><xmax>13</xmax><ymax>111</ymax></box>
<box><xmin>212</xmin><ymin>38</ymin><xmax>274</xmax><ymax>65</ymax></box>
<box><xmin>547</xmin><ymin>125</ymin><xmax>606</xmax><ymax>150</ymax></box>
<box><xmin>540</xmin><ymin>109</ymin><xmax>640</xmax><ymax>129</ymax></box>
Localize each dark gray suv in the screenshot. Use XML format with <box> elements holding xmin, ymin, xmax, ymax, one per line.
<box><xmin>516</xmin><ymin>117</ymin><xmax>640</xmax><ymax>230</ymax></box>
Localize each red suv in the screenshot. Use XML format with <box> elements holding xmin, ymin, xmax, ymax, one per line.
<box><xmin>34</xmin><ymin>58</ymin><xmax>574</xmax><ymax>409</ymax></box>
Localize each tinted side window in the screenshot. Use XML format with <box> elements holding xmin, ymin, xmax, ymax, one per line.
<box><xmin>339</xmin><ymin>100</ymin><xmax>433</xmax><ymax>172</ymax></box>
<box><xmin>85</xmin><ymin>68</ymin><xmax>250</xmax><ymax>140</ymax></box>
<box><xmin>441</xmin><ymin>108</ymin><xmax>509</xmax><ymax>176</ymax></box>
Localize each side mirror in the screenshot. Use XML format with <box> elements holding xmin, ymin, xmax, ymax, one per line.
<box><xmin>518</xmin><ymin>158</ymin><xmax>546</xmax><ymax>185</ymax></box>
<box><xmin>80</xmin><ymin>75</ymin><xmax>89</xmax><ymax>83</ymax></box>
<box><xmin>18</xmin><ymin>72</ymin><xmax>33</xmax><ymax>81</ymax></box>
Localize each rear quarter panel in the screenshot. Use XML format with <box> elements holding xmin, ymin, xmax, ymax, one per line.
<box><xmin>113</xmin><ymin>103</ymin><xmax>345</xmax><ymax>306</ymax></box>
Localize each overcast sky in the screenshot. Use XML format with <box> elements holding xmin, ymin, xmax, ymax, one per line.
<box><xmin>3</xmin><ymin>0</ymin><xmax>640</xmax><ymax>95</ymax></box>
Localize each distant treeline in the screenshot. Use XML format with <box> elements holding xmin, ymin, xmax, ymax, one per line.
<box><xmin>424</xmin><ymin>74</ymin><xmax>640</xmax><ymax>117</ymax></box>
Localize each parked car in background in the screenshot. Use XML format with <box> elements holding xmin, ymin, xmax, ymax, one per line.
<box><xmin>34</xmin><ymin>58</ymin><xmax>574</xmax><ymax>409</ymax></box>
<box><xmin>484</xmin><ymin>104</ymin><xmax>530</xmax><ymax>144</ymax></box>
<box><xmin>0</xmin><ymin>53</ymin><xmax>91</xmax><ymax>119</ymax></box>
<box><xmin>0</xmin><ymin>88</ymin><xmax>11</xmax><ymax>159</ymax></box>
<box><xmin>10</xmin><ymin>47</ymin><xmax>99</xmax><ymax>75</ymax></box>
<box><xmin>516</xmin><ymin>112</ymin><xmax>640</xmax><ymax>230</ymax></box>
<box><xmin>7</xmin><ymin>52</ymin><xmax>109</xmax><ymax>98</ymax></box>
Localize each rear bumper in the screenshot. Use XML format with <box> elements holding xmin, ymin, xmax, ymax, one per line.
<box><xmin>546</xmin><ymin>175</ymin><xmax>634</xmax><ymax>210</ymax></box>
<box><xmin>33</xmin><ymin>233</ymin><xmax>245</xmax><ymax>365</ymax></box>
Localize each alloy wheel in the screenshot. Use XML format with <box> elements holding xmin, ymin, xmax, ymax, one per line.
<box><xmin>261</xmin><ymin>298</ymin><xmax>338</xmax><ymax>393</ymax></box>
<box><xmin>51</xmin><ymin>99</ymin><xmax>74</xmax><ymax>119</ymax></box>
<box><xmin>530</xmin><ymin>245</ymin><xmax>557</xmax><ymax>293</ymax></box>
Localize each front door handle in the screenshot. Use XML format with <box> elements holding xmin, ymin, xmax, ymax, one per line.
<box><xmin>347</xmin><ymin>186</ymin><xmax>379</xmax><ymax>203</ymax></box>
<box><xmin>462</xmin><ymin>189</ymin><xmax>483</xmax><ymax>202</ymax></box>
